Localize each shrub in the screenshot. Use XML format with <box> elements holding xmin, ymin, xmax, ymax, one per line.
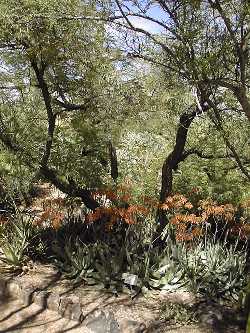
<box><xmin>52</xmin><ymin>237</ymin><xmax>94</xmax><ymax>281</ymax></box>
<box><xmin>150</xmin><ymin>238</ymin><xmax>247</xmax><ymax>301</ymax></box>
<box><xmin>159</xmin><ymin>194</ymin><xmax>250</xmax><ymax>243</ymax></box>
<box><xmin>0</xmin><ymin>212</ymin><xmax>43</xmax><ymax>270</ymax></box>
<box><xmin>159</xmin><ymin>302</ymin><xmax>197</xmax><ymax>324</ymax></box>
<box><xmin>180</xmin><ymin>240</ymin><xmax>247</xmax><ymax>299</ymax></box>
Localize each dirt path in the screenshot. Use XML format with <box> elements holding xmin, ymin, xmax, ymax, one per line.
<box><xmin>0</xmin><ymin>298</ymin><xmax>213</xmax><ymax>333</ymax></box>
<box><xmin>0</xmin><ymin>266</ymin><xmax>244</xmax><ymax>333</ymax></box>
<box><xmin>0</xmin><ymin>298</ymin><xmax>91</xmax><ymax>333</ymax></box>
<box><xmin>0</xmin><ymin>297</ymin><xmax>245</xmax><ymax>333</ymax></box>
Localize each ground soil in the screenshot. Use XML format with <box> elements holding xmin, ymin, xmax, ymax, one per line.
<box><xmin>0</xmin><ymin>263</ymin><xmax>245</xmax><ymax>333</ymax></box>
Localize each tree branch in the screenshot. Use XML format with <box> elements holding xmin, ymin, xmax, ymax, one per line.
<box><xmin>54</xmin><ymin>98</ymin><xmax>91</xmax><ymax>113</ymax></box>
<box><xmin>30</xmin><ymin>59</ymin><xmax>56</xmax><ymax>168</ymax></box>
<box><xmin>0</xmin><ymin>124</ymin><xmax>100</xmax><ymax>210</ymax></box>
<box><xmin>203</xmin><ymin>95</ymin><xmax>250</xmax><ymax>180</ymax></box>
<box><xmin>182</xmin><ymin>149</ymin><xmax>250</xmax><ymax>164</ymax></box>
<box><xmin>40</xmin><ymin>166</ymin><xmax>99</xmax><ymax>210</ymax></box>
<box><xmin>114</xmin><ymin>0</ymin><xmax>176</xmax><ymax>59</ymax></box>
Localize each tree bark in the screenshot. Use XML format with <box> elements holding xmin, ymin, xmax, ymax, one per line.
<box><xmin>160</xmin><ymin>153</ymin><xmax>174</xmax><ymax>202</ymax></box>
<box><xmin>108</xmin><ymin>141</ymin><xmax>118</xmax><ymax>182</ymax></box>
<box><xmin>157</xmin><ymin>104</ymin><xmax>209</xmax><ymax>237</ymax></box>
<box><xmin>160</xmin><ymin>107</ymin><xmax>206</xmax><ymax>202</ymax></box>
<box><xmin>40</xmin><ymin>166</ymin><xmax>99</xmax><ymax>210</ymax></box>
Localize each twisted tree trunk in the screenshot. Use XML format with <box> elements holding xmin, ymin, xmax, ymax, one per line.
<box><xmin>157</xmin><ymin>104</ymin><xmax>209</xmax><ymax>237</ymax></box>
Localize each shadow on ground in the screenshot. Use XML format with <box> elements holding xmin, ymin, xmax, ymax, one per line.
<box><xmin>0</xmin><ymin>270</ymin><xmax>246</xmax><ymax>333</ymax></box>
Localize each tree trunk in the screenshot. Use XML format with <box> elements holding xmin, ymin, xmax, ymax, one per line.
<box><xmin>156</xmin><ymin>105</ymin><xmax>209</xmax><ymax>238</ymax></box>
<box><xmin>41</xmin><ymin>166</ymin><xmax>99</xmax><ymax>210</ymax></box>
<box><xmin>160</xmin><ymin>110</ymin><xmax>199</xmax><ymax>203</ymax></box>
<box><xmin>160</xmin><ymin>153</ymin><xmax>174</xmax><ymax>202</ymax></box>
<box><xmin>108</xmin><ymin>141</ymin><xmax>118</xmax><ymax>181</ymax></box>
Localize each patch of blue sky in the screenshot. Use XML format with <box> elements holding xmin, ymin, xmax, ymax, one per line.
<box><xmin>124</xmin><ymin>1</ymin><xmax>167</xmax><ymax>34</ymax></box>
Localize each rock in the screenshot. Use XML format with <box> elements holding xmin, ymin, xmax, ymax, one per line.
<box><xmin>46</xmin><ymin>292</ymin><xmax>61</xmax><ymax>312</ymax></box>
<box><xmin>159</xmin><ymin>290</ymin><xmax>196</xmax><ymax>306</ymax></box>
<box><xmin>59</xmin><ymin>295</ymin><xmax>82</xmax><ymax>321</ymax></box>
<box><xmin>33</xmin><ymin>290</ymin><xmax>49</xmax><ymax>308</ymax></box>
<box><xmin>0</xmin><ymin>278</ymin><xmax>6</xmax><ymax>298</ymax></box>
<box><xmin>59</xmin><ymin>296</ymin><xmax>71</xmax><ymax>318</ymax></box>
<box><xmin>122</xmin><ymin>273</ymin><xmax>140</xmax><ymax>287</ymax></box>
<box><xmin>6</xmin><ymin>281</ymin><xmax>21</xmax><ymax>298</ymax></box>
<box><xmin>85</xmin><ymin>310</ymin><xmax>121</xmax><ymax>333</ymax></box>
<box><xmin>21</xmin><ymin>286</ymin><xmax>36</xmax><ymax>306</ymax></box>
<box><xmin>120</xmin><ymin>319</ymin><xmax>146</xmax><ymax>333</ymax></box>
<box><xmin>71</xmin><ymin>302</ymin><xmax>83</xmax><ymax>322</ymax></box>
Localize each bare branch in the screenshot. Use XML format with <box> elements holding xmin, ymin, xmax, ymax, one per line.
<box><xmin>203</xmin><ymin>94</ymin><xmax>250</xmax><ymax>180</ymax></box>
<box><xmin>114</xmin><ymin>0</ymin><xmax>176</xmax><ymax>59</ymax></box>
<box><xmin>209</xmin><ymin>0</ymin><xmax>240</xmax><ymax>53</ymax></box>
<box><xmin>54</xmin><ymin>99</ymin><xmax>90</xmax><ymax>113</ymax></box>
<box><xmin>182</xmin><ymin>149</ymin><xmax>250</xmax><ymax>164</ymax></box>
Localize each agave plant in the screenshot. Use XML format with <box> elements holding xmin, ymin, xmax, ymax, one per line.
<box><xmin>143</xmin><ymin>236</ymin><xmax>247</xmax><ymax>302</ymax></box>
<box><xmin>0</xmin><ymin>214</ymin><xmax>40</xmax><ymax>270</ymax></box>
<box><xmin>148</xmin><ymin>243</ymin><xmax>187</xmax><ymax>291</ymax></box>
<box><xmin>52</xmin><ymin>237</ymin><xmax>94</xmax><ymax>281</ymax></box>
<box><xmin>0</xmin><ymin>237</ymin><xmax>28</xmax><ymax>270</ymax></box>
<box><xmin>92</xmin><ymin>241</ymin><xmax>126</xmax><ymax>289</ymax></box>
<box><xmin>178</xmin><ymin>240</ymin><xmax>247</xmax><ymax>299</ymax></box>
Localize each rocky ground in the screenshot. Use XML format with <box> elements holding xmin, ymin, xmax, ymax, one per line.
<box><xmin>0</xmin><ymin>298</ymin><xmax>211</xmax><ymax>333</ymax></box>
<box><xmin>0</xmin><ymin>298</ymin><xmax>91</xmax><ymax>333</ymax></box>
<box><xmin>0</xmin><ymin>263</ymin><xmax>246</xmax><ymax>333</ymax></box>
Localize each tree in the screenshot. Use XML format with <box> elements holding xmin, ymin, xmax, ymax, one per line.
<box><xmin>0</xmin><ymin>0</ymin><xmax>249</xmax><ymax>229</ymax></box>
<box><xmin>102</xmin><ymin>0</ymin><xmax>250</xmax><ymax>200</ymax></box>
<box><xmin>0</xmin><ymin>0</ymin><xmax>131</xmax><ymax>208</ymax></box>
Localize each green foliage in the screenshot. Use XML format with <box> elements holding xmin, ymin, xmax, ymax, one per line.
<box><xmin>159</xmin><ymin>302</ymin><xmax>197</xmax><ymax>325</ymax></box>
<box><xmin>144</xmin><ymin>236</ymin><xmax>247</xmax><ymax>301</ymax></box>
<box><xmin>0</xmin><ymin>213</ymin><xmax>42</xmax><ymax>270</ymax></box>
<box><xmin>0</xmin><ymin>0</ymin><xmax>249</xmax><ymax>206</ymax></box>
<box><xmin>52</xmin><ymin>237</ymin><xmax>94</xmax><ymax>281</ymax></box>
<box><xmin>178</xmin><ymin>241</ymin><xmax>247</xmax><ymax>299</ymax></box>
<box><xmin>0</xmin><ymin>1</ymin><xmax>249</xmax><ymax>318</ymax></box>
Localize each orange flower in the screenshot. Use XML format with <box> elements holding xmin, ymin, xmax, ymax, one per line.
<box><xmin>170</xmin><ymin>214</ymin><xmax>184</xmax><ymax>224</ymax></box>
<box><xmin>184</xmin><ymin>202</ymin><xmax>193</xmax><ymax>209</ymax></box>
<box><xmin>160</xmin><ymin>194</ymin><xmax>192</xmax><ymax>210</ymax></box>
<box><xmin>142</xmin><ymin>196</ymin><xmax>158</xmax><ymax>208</ymax></box>
<box><xmin>51</xmin><ymin>212</ymin><xmax>64</xmax><ymax>230</ymax></box>
<box><xmin>105</xmin><ymin>190</ymin><xmax>118</xmax><ymax>201</ymax></box>
<box><xmin>191</xmin><ymin>227</ymin><xmax>203</xmax><ymax>237</ymax></box>
<box><xmin>176</xmin><ymin>232</ymin><xmax>193</xmax><ymax>242</ymax></box>
<box><xmin>38</xmin><ymin>209</ymin><xmax>51</xmax><ymax>223</ymax></box>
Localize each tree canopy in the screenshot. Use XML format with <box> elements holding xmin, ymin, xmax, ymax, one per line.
<box><xmin>0</xmin><ymin>0</ymin><xmax>249</xmax><ymax>215</ymax></box>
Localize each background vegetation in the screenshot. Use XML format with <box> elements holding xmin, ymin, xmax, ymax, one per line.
<box><xmin>0</xmin><ymin>0</ymin><xmax>249</xmax><ymax>327</ymax></box>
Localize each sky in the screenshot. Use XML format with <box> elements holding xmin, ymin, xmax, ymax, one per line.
<box><xmin>120</xmin><ymin>2</ymin><xmax>167</xmax><ymax>34</ymax></box>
